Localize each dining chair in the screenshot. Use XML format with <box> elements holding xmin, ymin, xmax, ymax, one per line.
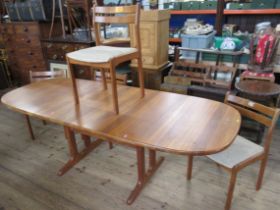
<box><xmin>187</xmin><ymin>93</ymin><xmax>280</xmax><ymax>210</ymax></box>
<box><xmin>66</xmin><ymin>3</ymin><xmax>144</xmax><ymax>114</ymax></box>
<box><xmin>29</xmin><ymin>70</ymin><xmax>66</xmax><ymax>83</ymax></box>
<box><xmin>26</xmin><ymin>70</ymin><xmax>66</xmax><ymax>140</ymax></box>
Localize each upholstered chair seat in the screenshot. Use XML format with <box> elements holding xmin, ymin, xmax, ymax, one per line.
<box><xmin>67</xmin><ymin>46</ymin><xmax>137</xmax><ymax>63</ymax></box>
<box><xmin>207</xmin><ymin>135</ymin><xmax>264</xmax><ymax>169</ymax></box>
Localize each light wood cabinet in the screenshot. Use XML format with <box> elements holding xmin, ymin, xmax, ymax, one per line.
<box><xmin>130</xmin><ymin>9</ymin><xmax>170</xmax><ymax>70</ymax></box>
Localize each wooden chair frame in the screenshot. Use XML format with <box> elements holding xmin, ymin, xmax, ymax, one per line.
<box><xmin>170</xmin><ymin>61</ymin><xmax>211</xmax><ymax>86</ymax></box>
<box><xmin>187</xmin><ymin>93</ymin><xmax>280</xmax><ymax>210</ymax></box>
<box><xmin>67</xmin><ymin>4</ymin><xmax>144</xmax><ymax>114</ymax></box>
<box><xmin>205</xmin><ymin>65</ymin><xmax>237</xmax><ymax>90</ymax></box>
<box><xmin>29</xmin><ymin>70</ymin><xmax>66</xmax><ymax>83</ymax></box>
<box><xmin>25</xmin><ymin>70</ymin><xmax>66</xmax><ymax>140</ymax></box>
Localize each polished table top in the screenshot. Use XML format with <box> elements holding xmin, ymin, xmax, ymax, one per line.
<box><xmin>1</xmin><ymin>79</ymin><xmax>241</xmax><ymax>155</ymax></box>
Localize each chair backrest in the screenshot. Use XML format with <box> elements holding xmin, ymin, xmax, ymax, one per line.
<box><xmin>205</xmin><ymin>66</ymin><xmax>237</xmax><ymax>90</ymax></box>
<box><xmin>224</xmin><ymin>93</ymin><xmax>280</xmax><ymax>153</ymax></box>
<box><xmin>92</xmin><ymin>4</ymin><xmax>141</xmax><ymax>49</ymax></box>
<box><xmin>170</xmin><ymin>61</ymin><xmax>211</xmax><ymax>86</ymax></box>
<box><xmin>29</xmin><ymin>70</ymin><xmax>66</xmax><ymax>83</ymax></box>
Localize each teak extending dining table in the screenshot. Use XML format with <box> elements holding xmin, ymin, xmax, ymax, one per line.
<box><xmin>1</xmin><ymin>79</ymin><xmax>241</xmax><ymax>204</ymax></box>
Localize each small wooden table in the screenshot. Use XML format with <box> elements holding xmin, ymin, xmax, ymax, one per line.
<box><xmin>235</xmin><ymin>80</ymin><xmax>280</xmax><ymax>107</ymax></box>
<box><xmin>1</xmin><ymin>79</ymin><xmax>241</xmax><ymax>204</ymax></box>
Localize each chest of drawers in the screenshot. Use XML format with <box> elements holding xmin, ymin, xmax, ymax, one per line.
<box><xmin>0</xmin><ymin>22</ymin><xmax>47</xmax><ymax>85</ymax></box>
<box><xmin>41</xmin><ymin>37</ymin><xmax>95</xmax><ymax>79</ymax></box>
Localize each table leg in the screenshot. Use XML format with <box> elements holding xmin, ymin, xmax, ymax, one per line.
<box><xmin>25</xmin><ymin>115</ymin><xmax>35</xmax><ymax>140</ymax></box>
<box><xmin>57</xmin><ymin>127</ymin><xmax>102</xmax><ymax>176</ymax></box>
<box><xmin>81</xmin><ymin>134</ymin><xmax>91</xmax><ymax>148</ymax></box>
<box><xmin>126</xmin><ymin>148</ymin><xmax>164</xmax><ymax>205</ymax></box>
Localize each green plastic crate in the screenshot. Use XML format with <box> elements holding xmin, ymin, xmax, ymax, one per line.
<box><xmin>164</xmin><ymin>2</ymin><xmax>181</xmax><ymax>10</ymax></box>
<box><xmin>202</xmin><ymin>53</ymin><xmax>250</xmax><ymax>64</ymax></box>
<box><xmin>251</xmin><ymin>0</ymin><xmax>275</xmax><ymax>9</ymax></box>
<box><xmin>275</xmin><ymin>0</ymin><xmax>280</xmax><ymax>8</ymax></box>
<box><xmin>252</xmin><ymin>0</ymin><xmax>275</xmax><ymax>3</ymax></box>
<box><xmin>181</xmin><ymin>1</ymin><xmax>200</xmax><ymax>10</ymax></box>
<box><xmin>228</xmin><ymin>3</ymin><xmax>251</xmax><ymax>10</ymax></box>
<box><xmin>200</xmin><ymin>1</ymin><xmax>217</xmax><ymax>10</ymax></box>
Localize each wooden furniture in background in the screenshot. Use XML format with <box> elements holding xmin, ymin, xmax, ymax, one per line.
<box><xmin>67</xmin><ymin>4</ymin><xmax>144</xmax><ymax>114</ymax></box>
<box><xmin>66</xmin><ymin>0</ymin><xmax>92</xmax><ymax>39</ymax></box>
<box><xmin>205</xmin><ymin>65</ymin><xmax>237</xmax><ymax>90</ymax></box>
<box><xmin>0</xmin><ymin>22</ymin><xmax>61</xmax><ymax>85</ymax></box>
<box><xmin>131</xmin><ymin>62</ymin><xmax>172</xmax><ymax>90</ymax></box>
<box><xmin>169</xmin><ymin>10</ymin><xmax>280</xmax><ymax>44</ymax></box>
<box><xmin>29</xmin><ymin>70</ymin><xmax>66</xmax><ymax>83</ymax></box>
<box><xmin>235</xmin><ymin>80</ymin><xmax>280</xmax><ymax>107</ymax></box>
<box><xmin>41</xmin><ymin>38</ymin><xmax>94</xmax><ymax>62</ymax></box>
<box><xmin>41</xmin><ymin>37</ymin><xmax>95</xmax><ymax>80</ymax></box>
<box><xmin>170</xmin><ymin>61</ymin><xmax>210</xmax><ymax>85</ymax></box>
<box><xmin>240</xmin><ymin>70</ymin><xmax>275</xmax><ymax>82</ymax></box>
<box><xmin>187</xmin><ymin>93</ymin><xmax>280</xmax><ymax>210</ymax></box>
<box><xmin>0</xmin><ymin>48</ymin><xmax>12</xmax><ymax>88</ymax></box>
<box><xmin>25</xmin><ymin>70</ymin><xmax>67</xmax><ymax>140</ymax></box>
<box><xmin>161</xmin><ymin>47</ymin><xmax>238</xmax><ymax>101</ymax></box>
<box><xmin>93</xmin><ymin>69</ymin><xmax>128</xmax><ymax>85</ymax></box>
<box><xmin>1</xmin><ymin>78</ymin><xmax>241</xmax><ymax>205</ymax></box>
<box><xmin>130</xmin><ymin>9</ymin><xmax>170</xmax><ymax>70</ymax></box>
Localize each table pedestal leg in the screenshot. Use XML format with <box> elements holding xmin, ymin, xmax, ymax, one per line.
<box><xmin>58</xmin><ymin>127</ymin><xmax>102</xmax><ymax>176</ymax></box>
<box><xmin>126</xmin><ymin>148</ymin><xmax>164</xmax><ymax>205</ymax></box>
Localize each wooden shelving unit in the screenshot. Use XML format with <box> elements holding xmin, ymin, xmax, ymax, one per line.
<box><xmin>170</xmin><ymin>9</ymin><xmax>280</xmax><ymax>15</ymax></box>
<box><xmin>225</xmin><ymin>9</ymin><xmax>280</xmax><ymax>15</ymax></box>
<box><xmin>169</xmin><ymin>9</ymin><xmax>280</xmax><ymax>43</ymax></box>
<box><xmin>170</xmin><ymin>10</ymin><xmax>216</xmax><ymax>15</ymax></box>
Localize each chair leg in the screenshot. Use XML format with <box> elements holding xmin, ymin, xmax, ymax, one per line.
<box><xmin>137</xmin><ymin>57</ymin><xmax>145</xmax><ymax>98</ymax></box>
<box><xmin>225</xmin><ymin>169</ymin><xmax>238</xmax><ymax>210</ymax></box>
<box><xmin>109</xmin><ymin>64</ymin><xmax>119</xmax><ymax>114</ymax></box>
<box><xmin>67</xmin><ymin>59</ymin><xmax>79</xmax><ymax>104</ymax></box>
<box><xmin>109</xmin><ymin>142</ymin><xmax>113</xmax><ymax>149</ymax></box>
<box><xmin>101</xmin><ymin>68</ymin><xmax>108</xmax><ymax>90</ymax></box>
<box><xmin>256</xmin><ymin>157</ymin><xmax>268</xmax><ymax>191</ymax></box>
<box><xmin>91</xmin><ymin>67</ymin><xmax>96</xmax><ymax>80</ymax></box>
<box><xmin>187</xmin><ymin>155</ymin><xmax>193</xmax><ymax>180</ymax></box>
<box><xmin>25</xmin><ymin>115</ymin><xmax>35</xmax><ymax>140</ymax></box>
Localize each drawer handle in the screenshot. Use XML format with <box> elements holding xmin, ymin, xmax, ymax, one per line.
<box><xmin>62</xmin><ymin>45</ymin><xmax>68</xmax><ymax>50</ymax></box>
<box><xmin>23</xmin><ymin>27</ymin><xmax>28</xmax><ymax>32</ymax></box>
<box><xmin>52</xmin><ymin>54</ymin><xmax>58</xmax><ymax>59</ymax></box>
<box><xmin>26</xmin><ymin>39</ymin><xmax>31</xmax><ymax>43</ymax></box>
<box><xmin>28</xmin><ymin>52</ymin><xmax>34</xmax><ymax>55</ymax></box>
<box><xmin>32</xmin><ymin>65</ymin><xmax>37</xmax><ymax>68</ymax></box>
<box><xmin>47</xmin><ymin>44</ymin><xmax>53</xmax><ymax>48</ymax></box>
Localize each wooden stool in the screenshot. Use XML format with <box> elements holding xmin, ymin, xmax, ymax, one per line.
<box><xmin>240</xmin><ymin>70</ymin><xmax>275</xmax><ymax>82</ymax></box>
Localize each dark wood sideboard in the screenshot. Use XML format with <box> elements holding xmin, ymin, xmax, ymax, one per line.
<box><xmin>41</xmin><ymin>36</ymin><xmax>95</xmax><ymax>79</ymax></box>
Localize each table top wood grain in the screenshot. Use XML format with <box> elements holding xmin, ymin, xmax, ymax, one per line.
<box><xmin>1</xmin><ymin>79</ymin><xmax>241</xmax><ymax>155</ymax></box>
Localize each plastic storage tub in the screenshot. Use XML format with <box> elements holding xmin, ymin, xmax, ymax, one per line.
<box><xmin>181</xmin><ymin>31</ymin><xmax>216</xmax><ymax>60</ymax></box>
